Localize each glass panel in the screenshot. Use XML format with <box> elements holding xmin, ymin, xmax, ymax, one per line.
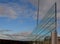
<box><xmin>29</xmin><ymin>2</ymin><xmax>56</xmax><ymax>44</ymax></box>
<box><xmin>0</xmin><ymin>1</ymin><xmax>57</xmax><ymax>44</ymax></box>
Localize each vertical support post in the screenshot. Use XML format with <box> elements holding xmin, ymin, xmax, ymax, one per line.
<box><xmin>51</xmin><ymin>2</ymin><xmax>57</xmax><ymax>44</ymax></box>
<box><xmin>36</xmin><ymin>0</ymin><xmax>39</xmax><ymax>43</ymax></box>
<box><xmin>37</xmin><ymin>0</ymin><xmax>39</xmax><ymax>26</ymax></box>
<box><xmin>51</xmin><ymin>31</ymin><xmax>57</xmax><ymax>44</ymax></box>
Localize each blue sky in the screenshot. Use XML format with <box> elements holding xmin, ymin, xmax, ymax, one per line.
<box><xmin>0</xmin><ymin>0</ymin><xmax>60</xmax><ymax>36</ymax></box>
<box><xmin>0</xmin><ymin>0</ymin><xmax>37</xmax><ymax>34</ymax></box>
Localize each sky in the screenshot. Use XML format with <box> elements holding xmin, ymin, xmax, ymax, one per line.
<box><xmin>0</xmin><ymin>0</ymin><xmax>60</xmax><ymax>36</ymax></box>
<box><xmin>0</xmin><ymin>0</ymin><xmax>37</xmax><ymax>34</ymax></box>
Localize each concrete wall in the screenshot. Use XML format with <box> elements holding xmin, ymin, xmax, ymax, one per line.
<box><xmin>57</xmin><ymin>37</ymin><xmax>60</xmax><ymax>44</ymax></box>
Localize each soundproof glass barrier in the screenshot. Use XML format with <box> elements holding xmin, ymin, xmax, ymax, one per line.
<box><xmin>0</xmin><ymin>0</ymin><xmax>57</xmax><ymax>44</ymax></box>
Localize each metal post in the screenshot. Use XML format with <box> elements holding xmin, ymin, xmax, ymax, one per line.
<box><xmin>51</xmin><ymin>2</ymin><xmax>57</xmax><ymax>44</ymax></box>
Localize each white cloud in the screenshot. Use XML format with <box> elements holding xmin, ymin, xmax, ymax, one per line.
<box><xmin>0</xmin><ymin>3</ymin><xmax>37</xmax><ymax>21</ymax></box>
<box><xmin>57</xmin><ymin>12</ymin><xmax>60</xmax><ymax>19</ymax></box>
<box><xmin>0</xmin><ymin>0</ymin><xmax>59</xmax><ymax>21</ymax></box>
<box><xmin>0</xmin><ymin>4</ymin><xmax>18</xmax><ymax>19</ymax></box>
<box><xmin>0</xmin><ymin>32</ymin><xmax>32</xmax><ymax>40</ymax></box>
<box><xmin>28</xmin><ymin>0</ymin><xmax>57</xmax><ymax>21</ymax></box>
<box><xmin>57</xmin><ymin>0</ymin><xmax>60</xmax><ymax>10</ymax></box>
